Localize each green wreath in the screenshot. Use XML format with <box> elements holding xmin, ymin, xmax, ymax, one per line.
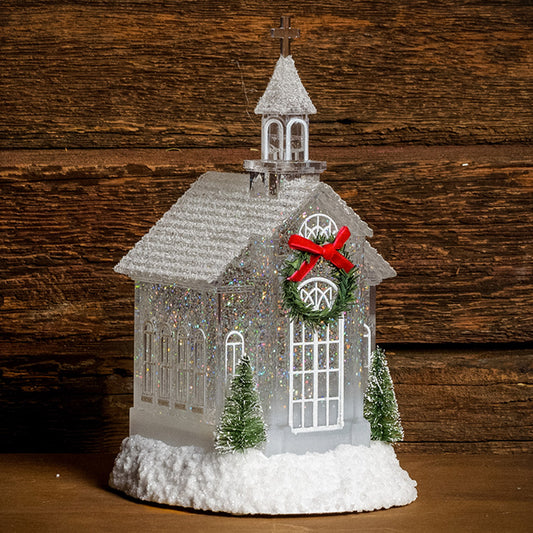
<box><xmin>281</xmin><ymin>235</ymin><xmax>358</xmax><ymax>329</ymax></box>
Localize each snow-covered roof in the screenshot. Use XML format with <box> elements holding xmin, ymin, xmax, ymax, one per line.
<box><xmin>363</xmin><ymin>241</ymin><xmax>396</xmax><ymax>286</ymax></box>
<box><xmin>115</xmin><ymin>172</ymin><xmax>373</xmax><ymax>285</ymax></box>
<box><xmin>255</xmin><ymin>55</ymin><xmax>317</xmax><ymax>115</ymax></box>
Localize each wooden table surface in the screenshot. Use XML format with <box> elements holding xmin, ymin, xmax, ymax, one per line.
<box><xmin>2</xmin><ymin>452</ymin><xmax>531</xmax><ymax>532</ymax></box>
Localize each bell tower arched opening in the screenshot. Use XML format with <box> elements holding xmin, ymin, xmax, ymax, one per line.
<box><xmin>286</xmin><ymin>118</ymin><xmax>308</xmax><ymax>162</ymax></box>
<box><xmin>262</xmin><ymin>118</ymin><xmax>284</xmax><ymax>161</ymax></box>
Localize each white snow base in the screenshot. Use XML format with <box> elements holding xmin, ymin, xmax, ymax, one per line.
<box><xmin>109</xmin><ymin>435</ymin><xmax>417</xmax><ymax>515</ymax></box>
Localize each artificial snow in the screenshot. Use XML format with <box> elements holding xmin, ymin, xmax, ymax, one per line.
<box><xmin>109</xmin><ymin>435</ymin><xmax>417</xmax><ymax>515</ymax></box>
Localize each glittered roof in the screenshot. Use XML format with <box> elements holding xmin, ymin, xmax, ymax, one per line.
<box><xmin>115</xmin><ymin>171</ymin><xmax>374</xmax><ymax>285</ymax></box>
<box><xmin>363</xmin><ymin>241</ymin><xmax>397</xmax><ymax>286</ymax></box>
<box><xmin>255</xmin><ymin>55</ymin><xmax>317</xmax><ymax>115</ymax></box>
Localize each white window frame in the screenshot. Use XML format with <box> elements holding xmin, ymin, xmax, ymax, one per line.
<box><xmin>289</xmin><ymin>276</ymin><xmax>344</xmax><ymax>433</ymax></box>
<box><xmin>225</xmin><ymin>330</ymin><xmax>245</xmax><ymax>380</ymax></box>
<box><xmin>288</xmin><ymin>213</ymin><xmax>345</xmax><ymax>433</ymax></box>
<box><xmin>191</xmin><ymin>328</ymin><xmax>206</xmax><ymax>412</ymax></box>
<box><xmin>175</xmin><ymin>328</ymin><xmax>189</xmax><ymax>408</ymax></box>
<box><xmin>285</xmin><ymin>118</ymin><xmax>308</xmax><ymax>162</ymax></box>
<box><xmin>289</xmin><ymin>315</ymin><xmax>344</xmax><ymax>433</ymax></box>
<box><xmin>299</xmin><ymin>213</ymin><xmax>338</xmax><ymax>241</ymax></box>
<box><xmin>157</xmin><ymin>325</ymin><xmax>171</xmax><ymax>404</ymax></box>
<box><xmin>262</xmin><ymin>118</ymin><xmax>284</xmax><ymax>161</ymax></box>
<box><xmin>363</xmin><ymin>323</ymin><xmax>372</xmax><ymax>369</ymax></box>
<box><xmin>141</xmin><ymin>322</ymin><xmax>154</xmax><ymax>401</ymax></box>
<box><xmin>175</xmin><ymin>327</ymin><xmax>206</xmax><ymax>413</ymax></box>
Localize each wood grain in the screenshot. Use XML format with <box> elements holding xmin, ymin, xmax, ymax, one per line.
<box><xmin>1</xmin><ymin>1</ymin><xmax>531</xmax><ymax>454</ymax></box>
<box><xmin>1</xmin><ymin>146</ymin><xmax>531</xmax><ymax>453</ymax></box>
<box><xmin>1</xmin><ymin>1</ymin><xmax>531</xmax><ymax>149</ymax></box>
<box><xmin>1</xmin><ymin>453</ymin><xmax>532</xmax><ymax>531</ymax></box>
<box><xmin>2</xmin><ymin>146</ymin><xmax>530</xmax><ymax>343</ymax></box>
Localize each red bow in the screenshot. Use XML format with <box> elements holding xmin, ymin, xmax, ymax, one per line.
<box><xmin>287</xmin><ymin>226</ymin><xmax>354</xmax><ymax>282</ymax></box>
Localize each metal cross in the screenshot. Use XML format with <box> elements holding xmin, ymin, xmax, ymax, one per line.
<box><xmin>271</xmin><ymin>15</ymin><xmax>300</xmax><ymax>57</ymax></box>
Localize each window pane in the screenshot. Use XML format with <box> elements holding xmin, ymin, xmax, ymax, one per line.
<box><xmin>304</xmin><ymin>345</ymin><xmax>313</xmax><ymax>371</ymax></box>
<box><xmin>317</xmin><ymin>400</ymin><xmax>327</xmax><ymax>426</ymax></box>
<box><xmin>291</xmin><ymin>122</ymin><xmax>304</xmax><ymax>161</ymax></box>
<box><xmin>177</xmin><ymin>370</ymin><xmax>187</xmax><ymax>402</ymax></box>
<box><xmin>329</xmin><ymin>371</ymin><xmax>339</xmax><ymax>397</ymax></box>
<box><xmin>329</xmin><ymin>346</ymin><xmax>339</xmax><ymax>369</ymax></box>
<box><xmin>316</xmin><ymin>323</ymin><xmax>328</xmax><ymax>341</ymax></box>
<box><xmin>161</xmin><ymin>337</ymin><xmax>168</xmax><ymax>364</ymax></box>
<box><xmin>329</xmin><ymin>399</ymin><xmax>339</xmax><ymax>425</ymax></box>
<box><xmin>177</xmin><ymin>336</ymin><xmax>185</xmax><ymax>364</ymax></box>
<box><xmin>292</xmin><ymin>403</ymin><xmax>302</xmax><ymax>429</ymax></box>
<box><xmin>304</xmin><ymin>326</ymin><xmax>313</xmax><ymax>344</ymax></box>
<box><xmin>293</xmin><ymin>345</ymin><xmax>302</xmax><ymax>370</ymax></box>
<box><xmin>304</xmin><ymin>401</ymin><xmax>314</xmax><ymax>428</ymax></box>
<box><xmin>304</xmin><ymin>374</ymin><xmax>314</xmax><ymax>400</ymax></box>
<box><xmin>318</xmin><ymin>372</ymin><xmax>327</xmax><ymax>398</ymax></box>
<box><xmin>293</xmin><ymin>374</ymin><xmax>302</xmax><ymax>400</ymax></box>
<box><xmin>318</xmin><ymin>343</ymin><xmax>327</xmax><ymax>369</ymax></box>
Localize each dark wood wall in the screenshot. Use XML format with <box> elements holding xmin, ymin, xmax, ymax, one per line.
<box><xmin>1</xmin><ymin>1</ymin><xmax>531</xmax><ymax>453</ymax></box>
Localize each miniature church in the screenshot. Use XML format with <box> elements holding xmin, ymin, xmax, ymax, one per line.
<box><xmin>115</xmin><ymin>16</ymin><xmax>396</xmax><ymax>456</ymax></box>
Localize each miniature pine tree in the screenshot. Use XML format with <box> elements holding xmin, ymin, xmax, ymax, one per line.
<box><xmin>364</xmin><ymin>346</ymin><xmax>404</xmax><ymax>443</ymax></box>
<box><xmin>215</xmin><ymin>353</ymin><xmax>267</xmax><ymax>453</ymax></box>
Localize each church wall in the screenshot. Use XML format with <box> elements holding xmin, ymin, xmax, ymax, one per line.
<box><xmin>132</xmin><ymin>282</ymin><xmax>219</xmax><ymax>433</ymax></box>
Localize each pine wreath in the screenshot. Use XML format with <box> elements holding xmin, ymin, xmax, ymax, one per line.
<box><xmin>281</xmin><ymin>233</ymin><xmax>358</xmax><ymax>329</ymax></box>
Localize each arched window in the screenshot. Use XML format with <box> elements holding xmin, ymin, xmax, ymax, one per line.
<box><xmin>141</xmin><ymin>322</ymin><xmax>154</xmax><ymax>401</ymax></box>
<box><xmin>263</xmin><ymin>119</ymin><xmax>284</xmax><ymax>161</ymax></box>
<box><xmin>286</xmin><ymin>118</ymin><xmax>308</xmax><ymax>162</ymax></box>
<box><xmin>299</xmin><ymin>214</ymin><xmax>338</xmax><ymax>241</ymax></box>
<box><xmin>225</xmin><ymin>330</ymin><xmax>245</xmax><ymax>379</ymax></box>
<box><xmin>158</xmin><ymin>325</ymin><xmax>171</xmax><ymax>404</ymax></box>
<box><xmin>289</xmin><ymin>276</ymin><xmax>344</xmax><ymax>433</ymax></box>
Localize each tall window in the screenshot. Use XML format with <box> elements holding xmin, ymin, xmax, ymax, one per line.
<box><xmin>191</xmin><ymin>329</ymin><xmax>206</xmax><ymax>412</ymax></box>
<box><xmin>289</xmin><ymin>280</ymin><xmax>344</xmax><ymax>432</ymax></box>
<box><xmin>225</xmin><ymin>330</ymin><xmax>245</xmax><ymax>379</ymax></box>
<box><xmin>158</xmin><ymin>326</ymin><xmax>171</xmax><ymax>404</ymax></box>
<box><xmin>175</xmin><ymin>328</ymin><xmax>188</xmax><ymax>408</ymax></box>
<box><xmin>142</xmin><ymin>322</ymin><xmax>154</xmax><ymax>401</ymax></box>
<box><xmin>175</xmin><ymin>327</ymin><xmax>205</xmax><ymax>413</ymax></box>
<box><xmin>289</xmin><ymin>213</ymin><xmax>344</xmax><ymax>432</ymax></box>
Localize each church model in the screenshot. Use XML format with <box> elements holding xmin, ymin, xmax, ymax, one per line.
<box><xmin>110</xmin><ymin>17</ymin><xmax>417</xmax><ymax>514</ymax></box>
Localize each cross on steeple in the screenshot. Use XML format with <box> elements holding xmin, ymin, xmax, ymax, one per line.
<box><xmin>271</xmin><ymin>15</ymin><xmax>300</xmax><ymax>57</ymax></box>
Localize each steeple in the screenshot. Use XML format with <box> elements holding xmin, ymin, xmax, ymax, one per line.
<box><xmin>244</xmin><ymin>16</ymin><xmax>326</xmax><ymax>197</ymax></box>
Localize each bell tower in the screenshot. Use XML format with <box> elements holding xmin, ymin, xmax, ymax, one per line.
<box><xmin>244</xmin><ymin>16</ymin><xmax>327</xmax><ymax>196</ymax></box>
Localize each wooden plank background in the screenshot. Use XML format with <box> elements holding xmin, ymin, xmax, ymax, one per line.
<box><xmin>0</xmin><ymin>1</ymin><xmax>531</xmax><ymax>453</ymax></box>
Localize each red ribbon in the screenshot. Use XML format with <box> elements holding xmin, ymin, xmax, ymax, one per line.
<box><xmin>287</xmin><ymin>226</ymin><xmax>354</xmax><ymax>282</ymax></box>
